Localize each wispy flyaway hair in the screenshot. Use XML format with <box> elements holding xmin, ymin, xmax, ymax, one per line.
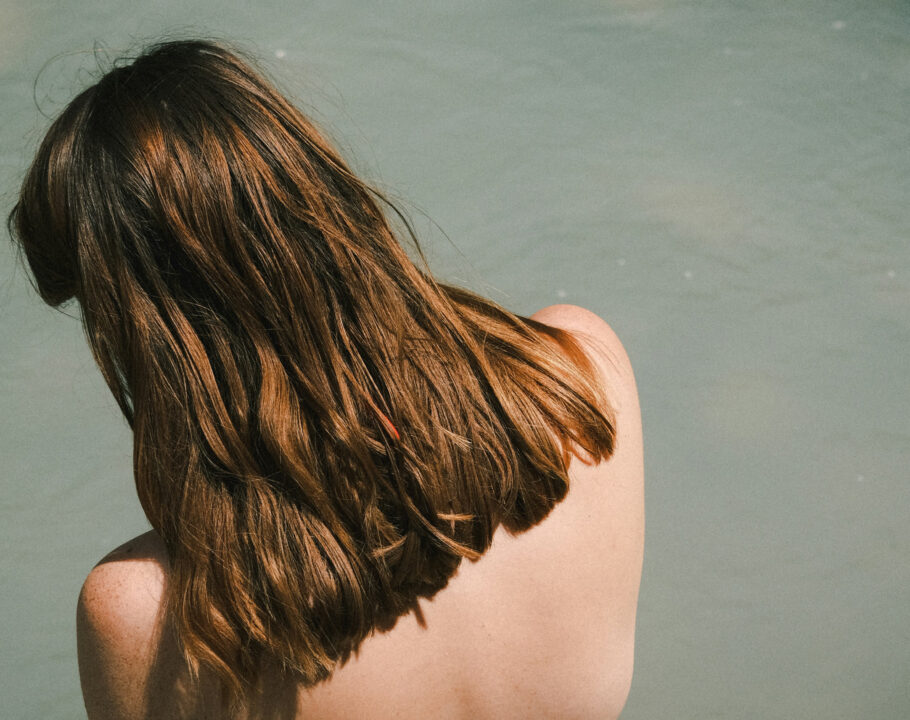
<box><xmin>8</xmin><ymin>39</ymin><xmax>615</xmax><ymax>701</ymax></box>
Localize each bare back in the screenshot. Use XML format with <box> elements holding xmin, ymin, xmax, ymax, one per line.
<box><xmin>76</xmin><ymin>305</ymin><xmax>644</xmax><ymax>720</ymax></box>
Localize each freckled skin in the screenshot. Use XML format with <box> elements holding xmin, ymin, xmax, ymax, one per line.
<box><xmin>77</xmin><ymin>305</ymin><xmax>644</xmax><ymax>720</ymax></box>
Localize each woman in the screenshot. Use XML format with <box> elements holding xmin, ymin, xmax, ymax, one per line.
<box><xmin>9</xmin><ymin>39</ymin><xmax>643</xmax><ymax>719</ymax></box>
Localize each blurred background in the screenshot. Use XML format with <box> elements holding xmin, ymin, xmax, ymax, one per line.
<box><xmin>1</xmin><ymin>1</ymin><xmax>908</xmax><ymax>718</ymax></box>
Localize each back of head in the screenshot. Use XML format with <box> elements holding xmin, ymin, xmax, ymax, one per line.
<box><xmin>8</xmin><ymin>38</ymin><xmax>614</xmax><ymax>702</ymax></box>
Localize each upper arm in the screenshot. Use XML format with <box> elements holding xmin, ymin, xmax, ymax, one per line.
<box><xmin>77</xmin><ymin>532</ymin><xmax>187</xmax><ymax>720</ymax></box>
<box><xmin>530</xmin><ymin>303</ymin><xmax>645</xmax><ymax>616</ymax></box>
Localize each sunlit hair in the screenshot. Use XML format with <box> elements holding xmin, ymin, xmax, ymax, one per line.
<box><xmin>8</xmin><ymin>39</ymin><xmax>615</xmax><ymax>702</ymax></box>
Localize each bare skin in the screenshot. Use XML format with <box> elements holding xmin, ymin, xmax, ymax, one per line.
<box><xmin>77</xmin><ymin>304</ymin><xmax>645</xmax><ymax>719</ymax></box>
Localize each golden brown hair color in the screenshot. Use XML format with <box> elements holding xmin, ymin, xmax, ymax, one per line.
<box><xmin>8</xmin><ymin>39</ymin><xmax>615</xmax><ymax>702</ymax></box>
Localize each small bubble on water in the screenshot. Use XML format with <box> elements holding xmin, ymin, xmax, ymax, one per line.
<box><xmin>831</xmin><ymin>20</ymin><xmax>846</xmax><ymax>30</ymax></box>
<box><xmin>617</xmin><ymin>258</ymin><xmax>626</xmax><ymax>266</ymax></box>
<box><xmin>556</xmin><ymin>289</ymin><xmax>567</xmax><ymax>298</ymax></box>
<box><xmin>275</xmin><ymin>49</ymin><xmax>287</xmax><ymax>59</ymax></box>
<box><xmin>887</xmin><ymin>269</ymin><xmax>896</xmax><ymax>278</ymax></box>
<box><xmin>684</xmin><ymin>270</ymin><xmax>693</xmax><ymax>279</ymax></box>
<box><xmin>856</xmin><ymin>474</ymin><xmax>865</xmax><ymax>482</ymax></box>
<box><xmin>732</xmin><ymin>98</ymin><xmax>745</xmax><ymax>107</ymax></box>
<box><xmin>722</xmin><ymin>46</ymin><xmax>733</xmax><ymax>56</ymax></box>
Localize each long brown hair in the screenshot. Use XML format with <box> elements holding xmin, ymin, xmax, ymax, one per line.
<box><xmin>8</xmin><ymin>38</ymin><xmax>614</xmax><ymax>701</ymax></box>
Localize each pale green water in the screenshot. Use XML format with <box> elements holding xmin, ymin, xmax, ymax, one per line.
<box><xmin>1</xmin><ymin>2</ymin><xmax>908</xmax><ymax>718</ymax></box>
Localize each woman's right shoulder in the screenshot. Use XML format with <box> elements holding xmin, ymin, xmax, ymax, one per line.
<box><xmin>77</xmin><ymin>530</ymin><xmax>224</xmax><ymax>719</ymax></box>
<box><xmin>76</xmin><ymin>531</ymin><xmax>170</xmax><ymax>719</ymax></box>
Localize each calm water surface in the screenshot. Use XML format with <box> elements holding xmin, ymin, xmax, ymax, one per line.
<box><xmin>1</xmin><ymin>2</ymin><xmax>908</xmax><ymax>718</ymax></box>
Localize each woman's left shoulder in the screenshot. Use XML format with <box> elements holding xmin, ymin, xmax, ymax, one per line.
<box><xmin>530</xmin><ymin>304</ymin><xmax>632</xmax><ymax>368</ymax></box>
<box><xmin>529</xmin><ymin>303</ymin><xmax>638</xmax><ymax>404</ymax></box>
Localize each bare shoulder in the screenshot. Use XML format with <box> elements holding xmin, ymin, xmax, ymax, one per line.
<box><xmin>529</xmin><ymin>301</ymin><xmax>642</xmax><ymax>501</ymax></box>
<box><xmin>79</xmin><ymin>530</ymin><xmax>168</xmax><ymax>636</ymax></box>
<box><xmin>78</xmin><ymin>529</ymin><xmax>169</xmax><ymax>640</ymax></box>
<box><xmin>530</xmin><ymin>303</ymin><xmax>638</xmax><ymax>420</ymax></box>
<box><xmin>530</xmin><ymin>304</ymin><xmax>634</xmax><ymax>380</ymax></box>
<box><xmin>529</xmin><ymin>302</ymin><xmax>618</xmax><ymax>336</ymax></box>
<box><xmin>530</xmin><ymin>302</ymin><xmax>643</xmax><ymax>570</ymax></box>
<box><xmin>526</xmin><ymin>305</ymin><xmax>643</xmax><ymax>712</ymax></box>
<box><xmin>76</xmin><ymin>530</ymin><xmax>177</xmax><ymax>720</ymax></box>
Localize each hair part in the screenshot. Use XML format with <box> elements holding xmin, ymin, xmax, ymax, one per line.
<box><xmin>8</xmin><ymin>38</ymin><xmax>615</xmax><ymax>706</ymax></box>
